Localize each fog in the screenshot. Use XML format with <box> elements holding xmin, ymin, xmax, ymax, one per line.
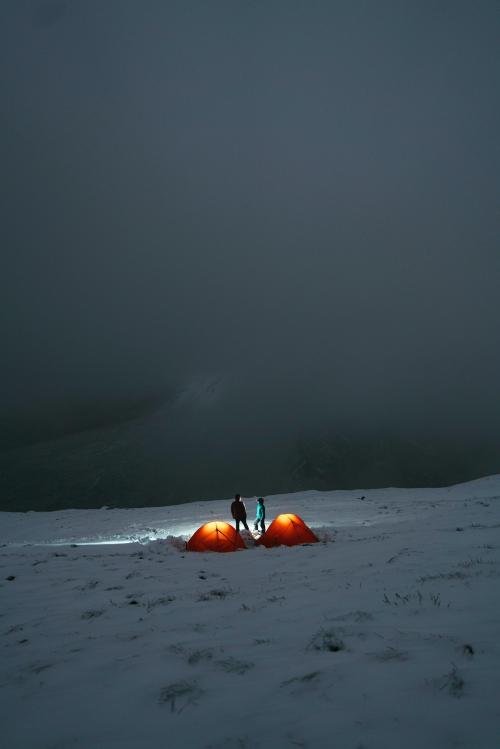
<box><xmin>1</xmin><ymin>2</ymin><xmax>499</xmax><ymax>508</ymax></box>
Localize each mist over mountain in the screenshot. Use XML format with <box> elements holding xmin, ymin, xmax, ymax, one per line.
<box><xmin>1</xmin><ymin>2</ymin><xmax>499</xmax><ymax>510</ymax></box>
<box><xmin>2</xmin><ymin>373</ymin><xmax>500</xmax><ymax>512</ymax></box>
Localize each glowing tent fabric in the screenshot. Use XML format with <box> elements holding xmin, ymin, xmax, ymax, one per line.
<box><xmin>256</xmin><ymin>513</ymin><xmax>319</xmax><ymax>548</ymax></box>
<box><xmin>187</xmin><ymin>521</ymin><xmax>247</xmax><ymax>553</ymax></box>
<box><xmin>186</xmin><ymin>516</ymin><xmax>318</xmax><ymax>552</ymax></box>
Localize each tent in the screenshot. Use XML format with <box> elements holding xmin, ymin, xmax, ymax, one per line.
<box><xmin>186</xmin><ymin>521</ymin><xmax>247</xmax><ymax>553</ymax></box>
<box><xmin>256</xmin><ymin>513</ymin><xmax>319</xmax><ymax>548</ymax></box>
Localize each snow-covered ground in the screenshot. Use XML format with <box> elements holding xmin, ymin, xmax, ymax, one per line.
<box><xmin>1</xmin><ymin>476</ymin><xmax>499</xmax><ymax>748</ymax></box>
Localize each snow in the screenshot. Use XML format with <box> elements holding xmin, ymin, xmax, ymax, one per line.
<box><xmin>1</xmin><ymin>477</ymin><xmax>499</xmax><ymax>748</ymax></box>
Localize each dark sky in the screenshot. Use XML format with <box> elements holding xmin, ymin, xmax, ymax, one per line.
<box><xmin>2</xmin><ymin>0</ymin><xmax>499</xmax><ymax>442</ymax></box>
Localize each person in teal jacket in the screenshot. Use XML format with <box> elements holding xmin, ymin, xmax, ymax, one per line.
<box><xmin>254</xmin><ymin>497</ymin><xmax>266</xmax><ymax>535</ymax></box>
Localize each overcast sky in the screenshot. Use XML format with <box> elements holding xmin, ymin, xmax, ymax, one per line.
<box><xmin>2</xmin><ymin>0</ymin><xmax>499</xmax><ymax>442</ymax></box>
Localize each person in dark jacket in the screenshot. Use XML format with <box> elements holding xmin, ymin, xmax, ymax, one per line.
<box><xmin>254</xmin><ymin>497</ymin><xmax>266</xmax><ymax>535</ymax></box>
<box><xmin>231</xmin><ymin>494</ymin><xmax>249</xmax><ymax>533</ymax></box>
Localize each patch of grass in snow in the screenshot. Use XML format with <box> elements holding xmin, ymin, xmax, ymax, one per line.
<box><xmin>458</xmin><ymin>556</ymin><xmax>485</xmax><ymax>568</ymax></box>
<box><xmin>145</xmin><ymin>595</ymin><xmax>175</xmax><ymax>611</ymax></box>
<box><xmin>198</xmin><ymin>588</ymin><xmax>235</xmax><ymax>601</ymax></box>
<box><xmin>418</xmin><ymin>571</ymin><xmax>467</xmax><ymax>583</ymax></box>
<box><xmin>169</xmin><ymin>643</ymin><xmax>216</xmax><ymax>665</ymax></box>
<box><xmin>215</xmin><ymin>657</ymin><xmax>254</xmax><ymax>675</ymax></box>
<box><xmin>309</xmin><ymin>628</ymin><xmax>345</xmax><ymax>653</ymax></box>
<box><xmin>239</xmin><ymin>603</ymin><xmax>257</xmax><ymax>612</ymax></box>
<box><xmin>383</xmin><ymin>590</ymin><xmax>448</xmax><ymax>608</ymax></box>
<box><xmin>383</xmin><ymin>590</ymin><xmax>423</xmax><ymax>606</ymax></box>
<box><xmin>188</xmin><ymin>649</ymin><xmax>215</xmax><ymax>665</ymax></box>
<box><xmin>282</xmin><ymin>670</ymin><xmax>321</xmax><ymax>686</ymax></box>
<box><xmin>158</xmin><ymin>680</ymin><xmax>204</xmax><ymax>712</ymax></box>
<box><xmin>429</xmin><ymin>664</ymin><xmax>465</xmax><ymax>698</ymax></box>
<box><xmin>169</xmin><ymin>644</ymin><xmax>253</xmax><ymax>673</ymax></box>
<box><xmin>4</xmin><ymin>623</ymin><xmax>24</xmax><ymax>634</ymax></box>
<box><xmin>75</xmin><ymin>580</ymin><xmax>99</xmax><ymax>591</ymax></box>
<box><xmin>80</xmin><ymin>609</ymin><xmax>104</xmax><ymax>619</ymax></box>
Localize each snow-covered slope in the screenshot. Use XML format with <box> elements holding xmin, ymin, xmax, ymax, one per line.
<box><xmin>1</xmin><ymin>476</ymin><xmax>500</xmax><ymax>748</ymax></box>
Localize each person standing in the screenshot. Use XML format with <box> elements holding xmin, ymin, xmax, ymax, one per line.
<box><xmin>254</xmin><ymin>497</ymin><xmax>266</xmax><ymax>535</ymax></box>
<box><xmin>231</xmin><ymin>494</ymin><xmax>249</xmax><ymax>533</ymax></box>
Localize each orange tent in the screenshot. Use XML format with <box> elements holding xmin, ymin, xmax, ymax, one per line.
<box><xmin>256</xmin><ymin>513</ymin><xmax>319</xmax><ymax>548</ymax></box>
<box><xmin>187</xmin><ymin>521</ymin><xmax>247</xmax><ymax>553</ymax></box>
